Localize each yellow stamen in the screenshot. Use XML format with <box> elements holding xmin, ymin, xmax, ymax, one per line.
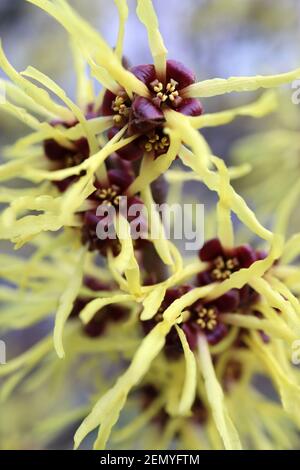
<box><xmin>196</xmin><ymin>307</ymin><xmax>218</xmax><ymax>331</ymax></box>
<box><xmin>212</xmin><ymin>256</ymin><xmax>239</xmax><ymax>280</ymax></box>
<box><xmin>145</xmin><ymin>133</ymin><xmax>170</xmax><ymax>153</ymax></box>
<box><xmin>151</xmin><ymin>78</ymin><xmax>179</xmax><ymax>104</ymax></box>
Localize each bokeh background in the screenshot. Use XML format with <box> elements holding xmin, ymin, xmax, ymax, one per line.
<box><xmin>0</xmin><ymin>0</ymin><xmax>300</xmax><ymax>449</ymax></box>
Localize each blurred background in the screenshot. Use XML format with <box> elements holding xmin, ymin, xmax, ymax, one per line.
<box><xmin>0</xmin><ymin>0</ymin><xmax>300</xmax><ymax>449</ymax></box>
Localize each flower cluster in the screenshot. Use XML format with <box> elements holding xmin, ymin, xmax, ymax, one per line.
<box><xmin>1</xmin><ymin>0</ymin><xmax>300</xmax><ymax>451</ymax></box>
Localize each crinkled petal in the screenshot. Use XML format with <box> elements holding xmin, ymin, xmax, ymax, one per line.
<box><xmin>136</xmin><ymin>0</ymin><xmax>167</xmax><ymax>80</ymax></box>
<box><xmin>184</xmin><ymin>68</ymin><xmax>300</xmax><ymax>98</ymax></box>
<box><xmin>198</xmin><ymin>335</ymin><xmax>242</xmax><ymax>450</ymax></box>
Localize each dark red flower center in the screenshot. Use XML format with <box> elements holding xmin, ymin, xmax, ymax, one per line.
<box><xmin>144</xmin><ymin>129</ymin><xmax>170</xmax><ymax>156</ymax></box>
<box><xmin>69</xmin><ymin>276</ymin><xmax>129</xmax><ymax>338</ymax></box>
<box><xmin>193</xmin><ymin>304</ymin><xmax>218</xmax><ymax>331</ymax></box>
<box><xmin>102</xmin><ymin>60</ymin><xmax>203</xmax><ymax>161</ymax></box>
<box><xmin>150</xmin><ymin>78</ymin><xmax>182</xmax><ymax>108</ymax></box>
<box><xmin>142</xmin><ymin>286</ymin><xmax>230</xmax><ymax>359</ymax></box>
<box><xmin>43</xmin><ymin>106</ymin><xmax>99</xmax><ymax>191</ymax></box>
<box><xmin>211</xmin><ymin>255</ymin><xmax>240</xmax><ymax>281</ymax></box>
<box><xmin>95</xmin><ymin>185</ymin><xmax>122</xmax><ymax>209</ymax></box>
<box><xmin>111</xmin><ymin>91</ymin><xmax>131</xmax><ymax>126</ymax></box>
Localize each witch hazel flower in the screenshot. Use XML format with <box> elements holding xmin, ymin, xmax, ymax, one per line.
<box><xmin>88</xmin><ymin>345</ymin><xmax>299</xmax><ymax>450</ymax></box>
<box><xmin>81</xmin><ymin>168</ymin><xmax>146</xmax><ymax>255</ymax></box>
<box><xmin>0</xmin><ymin>0</ymin><xmax>299</xmax><ymax>247</ymax></box>
<box><xmin>0</xmin><ymin>218</ymin><xmax>299</xmax><ymax>448</ymax></box>
<box><xmin>1</xmin><ymin>0</ymin><xmax>300</xmax><ymax>453</ymax></box>
<box><xmin>141</xmin><ymin>240</ymin><xmax>265</xmax><ymax>360</ymax></box>
<box><xmin>102</xmin><ymin>60</ymin><xmax>203</xmax><ymax>161</ymax></box>
<box><xmin>73</xmin><ymin>226</ymin><xmax>300</xmax><ymax>450</ymax></box>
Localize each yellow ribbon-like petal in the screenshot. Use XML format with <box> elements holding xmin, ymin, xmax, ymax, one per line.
<box><xmin>184</xmin><ymin>68</ymin><xmax>300</xmax><ymax>98</ymax></box>
<box><xmin>198</xmin><ymin>335</ymin><xmax>242</xmax><ymax>450</ymax></box>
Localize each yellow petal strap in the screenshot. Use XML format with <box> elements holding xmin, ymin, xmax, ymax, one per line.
<box><xmin>221</xmin><ymin>313</ymin><xmax>295</xmax><ymax>342</ymax></box>
<box><xmin>185</xmin><ymin>67</ymin><xmax>300</xmax><ymax>98</ymax></box>
<box><xmin>74</xmin><ymin>320</ymin><xmax>171</xmax><ymax>450</ymax></box>
<box><xmin>267</xmin><ymin>275</ymin><xmax>300</xmax><ymax>316</ymax></box>
<box><xmin>136</xmin><ymin>0</ymin><xmax>167</xmax><ymax>80</ymax></box>
<box><xmin>0</xmin><ymin>214</ymin><xmax>65</xmax><ymax>248</ymax></box>
<box><xmin>112</xmin><ymin>215</ymin><xmax>136</xmax><ymax>272</ymax></box>
<box><xmin>88</xmin><ymin>61</ymin><xmax>120</xmax><ymax>95</ymax></box>
<box><xmin>0</xmin><ymin>41</ymin><xmax>71</xmax><ymax>120</ymax></box>
<box><xmin>59</xmin><ymin>169</ymin><xmax>95</xmax><ymax>225</ymax></box>
<box><xmin>0</xmin><ymin>184</ymin><xmax>49</xmax><ymax>203</ymax></box>
<box><xmin>0</xmin><ymin>333</ymin><xmax>54</xmax><ymax>378</ymax></box>
<box><xmin>57</xmin><ymin>0</ymin><xmax>148</xmax><ymax>97</ymax></box>
<box><xmin>127</xmin><ymin>130</ymin><xmax>181</xmax><ymax>195</ymax></box>
<box><xmin>140</xmin><ymin>241</ymin><xmax>183</xmax><ymax>300</ymax></box>
<box><xmin>114</xmin><ymin>214</ymin><xmax>141</xmax><ymax>296</ymax></box>
<box><xmin>4</xmin><ymin>126</ymin><xmax>72</xmax><ymax>155</ymax></box>
<box><xmin>79</xmin><ymin>294</ymin><xmax>135</xmax><ymax>325</ymax></box>
<box><xmin>156</xmin><ymin>418</ymin><xmax>183</xmax><ymax>450</ymax></box>
<box><xmin>189</xmin><ymin>90</ymin><xmax>278</xmax><ymax>129</ymax></box>
<box><xmin>209</xmin><ymin>326</ymin><xmax>239</xmax><ymax>356</ymax></box>
<box><xmin>113</xmin><ymin>396</ymin><xmax>165</xmax><ymax>443</ymax></box>
<box><xmin>2</xmin><ymin>194</ymin><xmax>59</xmax><ymax>227</ymax></box>
<box><xmin>114</xmin><ymin>0</ymin><xmax>129</xmax><ymax>60</ymax></box>
<box><xmin>197</xmin><ymin>335</ymin><xmax>242</xmax><ymax>450</ymax></box>
<box><xmin>281</xmin><ymin>233</ymin><xmax>300</xmax><ymax>264</ymax></box>
<box><xmin>249</xmin><ymin>277</ymin><xmax>299</xmax><ymax>332</ymax></box>
<box><xmin>175</xmin><ymin>325</ymin><xmax>197</xmax><ymax>416</ymax></box>
<box><xmin>34</xmin><ymin>405</ymin><xmax>90</xmax><ymax>437</ymax></box>
<box><xmin>24</xmin><ymin>115</ymin><xmax>112</xmax><ymax>147</ymax></box>
<box><xmin>227</xmin><ymin>163</ymin><xmax>252</xmax><ymax>180</ymax></box>
<box><xmin>3</xmin><ymin>144</ymin><xmax>42</xmax><ymax>160</ymax></box>
<box><xmin>25</xmin><ymin>129</ymin><xmax>133</xmax><ymax>183</ymax></box>
<box><xmin>107</xmin><ymin>250</ymin><xmax>129</xmax><ymax>292</ymax></box>
<box><xmin>165</xmin><ymin>164</ymin><xmax>251</xmax><ymax>184</ymax></box>
<box><xmin>53</xmin><ymin>246</ymin><xmax>87</xmax><ymax>358</ymax></box>
<box><xmin>168</xmin><ymin>112</ymin><xmax>273</xmax><ymax>242</ymax></box>
<box><xmin>0</xmin><ymin>78</ymin><xmax>54</xmax><ymax>118</ymax></box>
<box><xmin>70</xmin><ymin>39</ymin><xmax>94</xmax><ymax>109</ymax></box>
<box><xmin>0</xmin><ymin>369</ymin><xmax>31</xmax><ymax>402</ymax></box>
<box><xmin>211</xmin><ymin>156</ymin><xmax>234</xmax><ymax>247</ymax></box>
<box><xmin>141</xmin><ymin>285</ymin><xmax>166</xmax><ymax>321</ymax></box>
<box><xmin>26</xmin><ymin>0</ymin><xmax>148</xmax><ymax>98</ymax></box>
<box><xmin>0</xmin><ymin>101</ymin><xmax>42</xmax><ymax>130</ymax></box>
<box><xmin>0</xmin><ymin>154</ymin><xmax>40</xmax><ymax>182</ymax></box>
<box><xmin>167</xmin><ymin>110</ymin><xmax>211</xmax><ymax>167</ymax></box>
<box><xmin>22</xmin><ymin>66</ymin><xmax>99</xmax><ymax>155</ymax></box>
<box><xmin>141</xmin><ymin>185</ymin><xmax>174</xmax><ymax>266</ymax></box>
<box><xmin>274</xmin><ymin>181</ymin><xmax>300</xmax><ymax>236</ymax></box>
<box><xmin>245</xmin><ymin>333</ymin><xmax>300</xmax><ymax>424</ymax></box>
